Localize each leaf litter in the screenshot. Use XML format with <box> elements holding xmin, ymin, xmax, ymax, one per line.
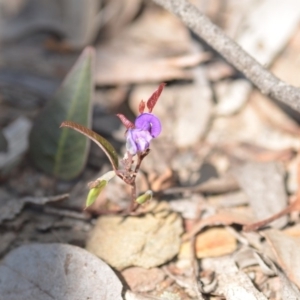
<box><xmin>2</xmin><ymin>1</ymin><xmax>300</xmax><ymax>299</ymax></box>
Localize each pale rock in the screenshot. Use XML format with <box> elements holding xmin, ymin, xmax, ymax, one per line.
<box><xmin>86</xmin><ymin>205</ymin><xmax>183</xmax><ymax>270</ymax></box>
<box><xmin>0</xmin><ymin>243</ymin><xmax>123</xmax><ymax>300</ymax></box>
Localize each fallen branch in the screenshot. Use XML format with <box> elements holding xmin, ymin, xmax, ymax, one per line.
<box><xmin>152</xmin><ymin>0</ymin><xmax>300</xmax><ymax>112</ymax></box>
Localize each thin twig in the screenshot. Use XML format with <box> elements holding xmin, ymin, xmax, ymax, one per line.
<box><xmin>128</xmin><ymin>181</ymin><xmax>137</xmax><ymax>213</ymax></box>
<box><xmin>127</xmin><ymin>151</ymin><xmax>150</xmax><ymax>213</ymax></box>
<box><xmin>152</xmin><ymin>0</ymin><xmax>300</xmax><ymax>112</ymax></box>
<box><xmin>43</xmin><ymin>206</ymin><xmax>90</xmax><ymax>220</ymax></box>
<box><xmin>134</xmin><ymin>154</ymin><xmax>144</xmax><ymax>175</ymax></box>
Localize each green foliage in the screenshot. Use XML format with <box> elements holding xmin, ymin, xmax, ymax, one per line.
<box><xmin>136</xmin><ymin>190</ymin><xmax>153</xmax><ymax>204</ymax></box>
<box><xmin>85</xmin><ymin>171</ymin><xmax>116</xmax><ymax>207</ymax></box>
<box><xmin>29</xmin><ymin>47</ymin><xmax>94</xmax><ymax>180</ymax></box>
<box><xmin>61</xmin><ymin>121</ymin><xmax>119</xmax><ymax>171</ymax></box>
<box><xmin>86</xmin><ymin>181</ymin><xmax>107</xmax><ymax>208</ymax></box>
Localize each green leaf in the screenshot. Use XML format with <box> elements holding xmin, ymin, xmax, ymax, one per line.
<box><xmin>29</xmin><ymin>47</ymin><xmax>94</xmax><ymax>180</ymax></box>
<box><xmin>60</xmin><ymin>121</ymin><xmax>119</xmax><ymax>170</ymax></box>
<box><xmin>136</xmin><ymin>190</ymin><xmax>153</xmax><ymax>204</ymax></box>
<box><xmin>86</xmin><ymin>171</ymin><xmax>116</xmax><ymax>207</ymax></box>
<box><xmin>86</xmin><ymin>181</ymin><xmax>107</xmax><ymax>207</ymax></box>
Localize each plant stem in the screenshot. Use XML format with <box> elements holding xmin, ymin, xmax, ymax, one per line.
<box><xmin>127</xmin><ymin>181</ymin><xmax>137</xmax><ymax>213</ymax></box>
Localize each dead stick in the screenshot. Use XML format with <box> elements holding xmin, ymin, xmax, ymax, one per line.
<box><xmin>152</xmin><ymin>0</ymin><xmax>300</xmax><ymax>112</ymax></box>
<box><xmin>243</xmin><ymin>197</ymin><xmax>299</xmax><ymax>232</ymax></box>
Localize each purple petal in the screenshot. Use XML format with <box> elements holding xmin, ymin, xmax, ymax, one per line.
<box><xmin>126</xmin><ymin>129</ymin><xmax>153</xmax><ymax>155</ymax></box>
<box><xmin>135</xmin><ymin>113</ymin><xmax>162</xmax><ymax>138</ymax></box>
<box><xmin>132</xmin><ymin>130</ymin><xmax>152</xmax><ymax>152</ymax></box>
<box><xmin>126</xmin><ymin>130</ymin><xmax>138</xmax><ymax>155</ymax></box>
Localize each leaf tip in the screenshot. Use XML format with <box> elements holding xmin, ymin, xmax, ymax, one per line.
<box><xmin>60</xmin><ymin>121</ymin><xmax>67</xmax><ymax>128</ymax></box>
<box><xmin>146</xmin><ymin>83</ymin><xmax>166</xmax><ymax>113</ymax></box>
<box><xmin>116</xmin><ymin>114</ymin><xmax>134</xmax><ymax>129</ymax></box>
<box><xmin>136</xmin><ymin>190</ymin><xmax>153</xmax><ymax>204</ymax></box>
<box><xmin>83</xmin><ymin>46</ymin><xmax>96</xmax><ymax>56</ymax></box>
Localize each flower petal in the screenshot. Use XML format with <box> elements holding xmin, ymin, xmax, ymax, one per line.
<box><xmin>135</xmin><ymin>113</ymin><xmax>162</xmax><ymax>138</ymax></box>
<box><xmin>126</xmin><ymin>129</ymin><xmax>138</xmax><ymax>155</ymax></box>
<box><xmin>137</xmin><ymin>131</ymin><xmax>152</xmax><ymax>152</ymax></box>
<box><xmin>131</xmin><ymin>129</ymin><xmax>152</xmax><ymax>152</ymax></box>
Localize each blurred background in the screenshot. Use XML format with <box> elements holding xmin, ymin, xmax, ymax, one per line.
<box><xmin>2</xmin><ymin>0</ymin><xmax>300</xmax><ymax>298</ymax></box>
<box><xmin>1</xmin><ymin>0</ymin><xmax>300</xmax><ymax>282</ymax></box>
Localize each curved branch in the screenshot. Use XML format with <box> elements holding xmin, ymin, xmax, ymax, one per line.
<box><xmin>152</xmin><ymin>0</ymin><xmax>300</xmax><ymax>112</ymax></box>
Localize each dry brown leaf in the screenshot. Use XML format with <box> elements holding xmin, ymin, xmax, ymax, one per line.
<box><xmin>272</xmin><ymin>23</ymin><xmax>300</xmax><ymax>87</ymax></box>
<box><xmin>184</xmin><ymin>209</ymin><xmax>253</xmax><ymax>240</ymax></box>
<box><xmin>195</xmin><ymin>228</ymin><xmax>237</xmax><ymax>258</ymax></box>
<box><xmin>169</xmin><ymin>195</ymin><xmax>203</xmax><ymax>220</ymax></box>
<box><xmin>250</xmin><ymin>90</ymin><xmax>300</xmax><ymax>136</ymax></box>
<box><xmin>99</xmin><ymin>0</ymin><xmax>142</xmax><ymax>37</ymax></box>
<box><xmin>222</xmin><ymin>143</ymin><xmax>295</xmax><ymax>163</ymax></box>
<box><xmin>264</xmin><ymin>229</ymin><xmax>300</xmax><ymax>289</ymax></box>
<box><xmin>95</xmin><ymin>7</ymin><xmax>209</xmax><ymax>85</ymax></box>
<box><xmin>284</xmin><ymin>224</ymin><xmax>300</xmax><ymax>238</ymax></box>
<box><xmin>192</xmin><ymin>174</ymin><xmax>239</xmax><ymax>194</ymax></box>
<box><xmin>207</xmin><ymin>100</ymin><xmax>300</xmax><ymax>151</ymax></box>
<box><xmin>206</xmin><ymin>60</ymin><xmax>235</xmax><ymax>81</ymax></box>
<box><xmin>235</xmin><ymin>246</ymin><xmax>300</xmax><ymax>298</ymax></box>
<box><xmin>202</xmin><ymin>256</ymin><xmax>268</xmax><ymax>300</ymax></box>
<box><xmin>235</xmin><ymin>0</ymin><xmax>300</xmax><ymax>66</ymax></box>
<box><xmin>277</xmin><ymin>268</ymin><xmax>300</xmax><ymax>299</ymax></box>
<box><xmin>233</xmin><ymin>161</ymin><xmax>288</xmax><ymax>229</ymax></box>
<box><xmin>243</xmin><ymin>151</ymin><xmax>300</xmax><ymax>232</ymax></box>
<box><xmin>214</xmin><ymin>79</ymin><xmax>252</xmax><ymax>116</ymax></box>
<box><xmin>122</xmin><ymin>267</ymin><xmax>165</xmax><ymax>293</ymax></box>
<box><xmin>0</xmin><ymin>193</ymin><xmax>68</xmax><ymax>224</ymax></box>
<box><xmin>243</xmin><ymin>195</ymin><xmax>300</xmax><ymax>232</ymax></box>
<box><xmin>96</xmin><ymin>52</ymin><xmax>208</xmax><ymax>85</ymax></box>
<box><xmin>207</xmin><ymin>191</ymin><xmax>250</xmax><ymax>209</ymax></box>
<box><xmin>149</xmin><ymin>168</ymin><xmax>174</xmax><ymax>192</ymax></box>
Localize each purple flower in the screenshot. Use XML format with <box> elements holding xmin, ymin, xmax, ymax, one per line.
<box><xmin>126</xmin><ymin>113</ymin><xmax>161</xmax><ymax>155</ymax></box>
<box><xmin>134</xmin><ymin>113</ymin><xmax>161</xmax><ymax>137</ymax></box>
